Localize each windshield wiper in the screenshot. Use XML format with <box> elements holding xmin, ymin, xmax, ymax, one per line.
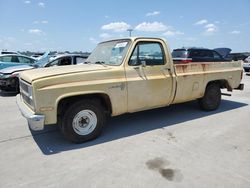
<box><xmin>94</xmin><ymin>61</ymin><xmax>107</xmax><ymax>67</ymax></box>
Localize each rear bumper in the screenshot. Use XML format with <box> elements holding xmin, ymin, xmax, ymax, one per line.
<box><xmin>235</xmin><ymin>83</ymin><xmax>244</xmax><ymax>90</ymax></box>
<box><xmin>16</xmin><ymin>94</ymin><xmax>45</xmax><ymax>131</ymax></box>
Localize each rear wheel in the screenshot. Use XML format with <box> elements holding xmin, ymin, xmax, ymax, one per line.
<box><xmin>198</xmin><ymin>83</ymin><xmax>221</xmax><ymax>111</ymax></box>
<box><xmin>60</xmin><ymin>99</ymin><xmax>106</xmax><ymax>143</ymax></box>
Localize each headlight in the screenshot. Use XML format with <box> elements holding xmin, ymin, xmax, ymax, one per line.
<box><xmin>0</xmin><ymin>73</ymin><xmax>18</xmax><ymax>79</ymax></box>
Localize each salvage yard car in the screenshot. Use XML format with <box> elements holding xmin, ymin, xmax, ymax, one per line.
<box><xmin>0</xmin><ymin>54</ymin><xmax>88</xmax><ymax>92</ymax></box>
<box><xmin>172</xmin><ymin>47</ymin><xmax>230</xmax><ymax>63</ymax></box>
<box><xmin>16</xmin><ymin>37</ymin><xmax>244</xmax><ymax>143</ymax></box>
<box><xmin>0</xmin><ymin>54</ymin><xmax>36</xmax><ymax>69</ymax></box>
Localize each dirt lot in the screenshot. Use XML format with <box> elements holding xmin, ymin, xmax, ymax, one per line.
<box><xmin>0</xmin><ymin>74</ymin><xmax>250</xmax><ymax>188</ymax></box>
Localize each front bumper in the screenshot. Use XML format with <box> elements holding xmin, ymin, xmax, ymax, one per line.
<box><xmin>0</xmin><ymin>77</ymin><xmax>18</xmax><ymax>91</ymax></box>
<box><xmin>16</xmin><ymin>94</ymin><xmax>45</xmax><ymax>131</ymax></box>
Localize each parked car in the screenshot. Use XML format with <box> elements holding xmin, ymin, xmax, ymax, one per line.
<box><xmin>0</xmin><ymin>54</ymin><xmax>88</xmax><ymax>92</ymax></box>
<box><xmin>0</xmin><ymin>54</ymin><xmax>36</xmax><ymax>69</ymax></box>
<box><xmin>172</xmin><ymin>48</ymin><xmax>230</xmax><ymax>63</ymax></box>
<box><xmin>243</xmin><ymin>56</ymin><xmax>250</xmax><ymax>72</ymax></box>
<box><xmin>16</xmin><ymin>37</ymin><xmax>244</xmax><ymax>143</ymax></box>
<box><xmin>226</xmin><ymin>53</ymin><xmax>249</xmax><ymax>61</ymax></box>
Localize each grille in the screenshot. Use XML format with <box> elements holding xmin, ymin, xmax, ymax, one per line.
<box><xmin>20</xmin><ymin>79</ymin><xmax>29</xmax><ymax>94</ymax></box>
<box><xmin>19</xmin><ymin>79</ymin><xmax>34</xmax><ymax>109</ymax></box>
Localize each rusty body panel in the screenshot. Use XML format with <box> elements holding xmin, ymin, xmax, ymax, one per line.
<box><xmin>172</xmin><ymin>61</ymin><xmax>243</xmax><ymax>104</ymax></box>
<box><xmin>17</xmin><ymin>37</ymin><xmax>244</xmax><ymax>126</ymax></box>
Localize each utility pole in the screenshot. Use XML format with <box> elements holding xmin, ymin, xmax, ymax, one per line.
<box><xmin>127</xmin><ymin>29</ymin><xmax>133</xmax><ymax>37</ymax></box>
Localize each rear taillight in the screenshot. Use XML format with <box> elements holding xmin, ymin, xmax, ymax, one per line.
<box><xmin>243</xmin><ymin>60</ymin><xmax>248</xmax><ymax>63</ymax></box>
<box><xmin>241</xmin><ymin>70</ymin><xmax>243</xmax><ymax>80</ymax></box>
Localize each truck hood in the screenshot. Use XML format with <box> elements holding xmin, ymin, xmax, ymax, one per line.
<box><xmin>20</xmin><ymin>64</ymin><xmax>111</xmax><ymax>83</ymax></box>
<box><xmin>0</xmin><ymin>65</ymin><xmax>34</xmax><ymax>74</ymax></box>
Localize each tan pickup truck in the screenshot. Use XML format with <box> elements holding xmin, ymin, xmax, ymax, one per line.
<box><xmin>17</xmin><ymin>37</ymin><xmax>244</xmax><ymax>143</ymax></box>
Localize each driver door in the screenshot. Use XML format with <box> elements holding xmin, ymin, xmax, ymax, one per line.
<box><xmin>125</xmin><ymin>41</ymin><xmax>173</xmax><ymax>112</ymax></box>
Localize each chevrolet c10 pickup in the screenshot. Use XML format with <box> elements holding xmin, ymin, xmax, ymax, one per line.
<box><xmin>16</xmin><ymin>37</ymin><xmax>244</xmax><ymax>143</ymax></box>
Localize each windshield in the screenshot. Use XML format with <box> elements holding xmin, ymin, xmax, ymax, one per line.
<box><xmin>86</xmin><ymin>39</ymin><xmax>131</xmax><ymax>66</ymax></box>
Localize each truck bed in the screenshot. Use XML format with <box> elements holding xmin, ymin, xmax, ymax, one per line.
<box><xmin>172</xmin><ymin>61</ymin><xmax>243</xmax><ymax>104</ymax></box>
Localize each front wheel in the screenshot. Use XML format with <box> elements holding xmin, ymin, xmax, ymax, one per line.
<box><xmin>198</xmin><ymin>83</ymin><xmax>221</xmax><ymax>111</ymax></box>
<box><xmin>60</xmin><ymin>99</ymin><xmax>106</xmax><ymax>143</ymax></box>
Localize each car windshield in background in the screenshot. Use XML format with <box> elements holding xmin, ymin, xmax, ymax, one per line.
<box><xmin>172</xmin><ymin>50</ymin><xmax>188</xmax><ymax>58</ymax></box>
<box><xmin>86</xmin><ymin>40</ymin><xmax>131</xmax><ymax>66</ymax></box>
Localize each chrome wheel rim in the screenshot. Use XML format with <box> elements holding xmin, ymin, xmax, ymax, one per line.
<box><xmin>72</xmin><ymin>110</ymin><xmax>97</xmax><ymax>136</ymax></box>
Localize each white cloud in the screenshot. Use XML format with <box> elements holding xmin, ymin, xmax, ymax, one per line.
<box><xmin>205</xmin><ymin>24</ymin><xmax>216</xmax><ymax>28</ymax></box>
<box><xmin>163</xmin><ymin>30</ymin><xmax>184</xmax><ymax>36</ymax></box>
<box><xmin>41</xmin><ymin>20</ymin><xmax>48</xmax><ymax>24</ymax></box>
<box><xmin>204</xmin><ymin>23</ymin><xmax>217</xmax><ymax>35</ymax></box>
<box><xmin>99</xmin><ymin>33</ymin><xmax>112</xmax><ymax>39</ymax></box>
<box><xmin>28</xmin><ymin>29</ymin><xmax>45</xmax><ymax>35</ymax></box>
<box><xmin>38</xmin><ymin>2</ymin><xmax>45</xmax><ymax>8</ymax></box>
<box><xmin>101</xmin><ymin>22</ymin><xmax>130</xmax><ymax>32</ymax></box>
<box><xmin>206</xmin><ymin>27</ymin><xmax>216</xmax><ymax>32</ymax></box>
<box><xmin>24</xmin><ymin>1</ymin><xmax>31</xmax><ymax>4</ymax></box>
<box><xmin>194</xmin><ymin>19</ymin><xmax>208</xmax><ymax>25</ymax></box>
<box><xmin>230</xmin><ymin>30</ymin><xmax>240</xmax><ymax>34</ymax></box>
<box><xmin>146</xmin><ymin>11</ymin><xmax>160</xmax><ymax>17</ymax></box>
<box><xmin>89</xmin><ymin>37</ymin><xmax>99</xmax><ymax>44</ymax></box>
<box><xmin>135</xmin><ymin>22</ymin><xmax>167</xmax><ymax>32</ymax></box>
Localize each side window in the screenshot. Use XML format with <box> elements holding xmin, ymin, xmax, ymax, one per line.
<box><xmin>18</xmin><ymin>57</ymin><xmax>33</xmax><ymax>64</ymax></box>
<box><xmin>213</xmin><ymin>51</ymin><xmax>222</xmax><ymax>60</ymax></box>
<box><xmin>129</xmin><ymin>46</ymin><xmax>139</xmax><ymax>66</ymax></box>
<box><xmin>189</xmin><ymin>50</ymin><xmax>202</xmax><ymax>58</ymax></box>
<box><xmin>0</xmin><ymin>56</ymin><xmax>13</xmax><ymax>62</ymax></box>
<box><xmin>47</xmin><ymin>57</ymin><xmax>72</xmax><ymax>67</ymax></box>
<box><xmin>203</xmin><ymin>50</ymin><xmax>213</xmax><ymax>58</ymax></box>
<box><xmin>11</xmin><ymin>56</ymin><xmax>20</xmax><ymax>63</ymax></box>
<box><xmin>47</xmin><ymin>59</ymin><xmax>59</xmax><ymax>67</ymax></box>
<box><xmin>129</xmin><ymin>42</ymin><xmax>164</xmax><ymax>66</ymax></box>
<box><xmin>76</xmin><ymin>57</ymin><xmax>86</xmax><ymax>64</ymax></box>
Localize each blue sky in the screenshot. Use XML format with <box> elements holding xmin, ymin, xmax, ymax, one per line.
<box><xmin>0</xmin><ymin>0</ymin><xmax>250</xmax><ymax>52</ymax></box>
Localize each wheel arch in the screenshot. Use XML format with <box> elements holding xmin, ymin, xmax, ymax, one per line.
<box><xmin>57</xmin><ymin>92</ymin><xmax>112</xmax><ymax>118</ymax></box>
<box><xmin>205</xmin><ymin>79</ymin><xmax>232</xmax><ymax>91</ymax></box>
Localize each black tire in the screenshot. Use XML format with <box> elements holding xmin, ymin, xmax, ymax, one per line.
<box><xmin>60</xmin><ymin>99</ymin><xmax>106</xmax><ymax>143</ymax></box>
<box><xmin>198</xmin><ymin>83</ymin><xmax>221</xmax><ymax>111</ymax></box>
